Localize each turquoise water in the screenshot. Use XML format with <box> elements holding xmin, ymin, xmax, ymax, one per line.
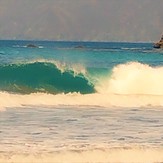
<box><xmin>0</xmin><ymin>40</ymin><xmax>162</xmax><ymax>94</ymax></box>
<box><xmin>0</xmin><ymin>40</ymin><xmax>163</xmax><ymax>162</ymax></box>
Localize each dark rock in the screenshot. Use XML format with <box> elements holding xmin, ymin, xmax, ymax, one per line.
<box><xmin>154</xmin><ymin>35</ymin><xmax>163</xmax><ymax>48</ymax></box>
<box><xmin>154</xmin><ymin>43</ymin><xmax>163</xmax><ymax>49</ymax></box>
<box><xmin>26</xmin><ymin>44</ymin><xmax>38</xmax><ymax>48</ymax></box>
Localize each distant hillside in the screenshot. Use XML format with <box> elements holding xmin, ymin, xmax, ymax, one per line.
<box><xmin>0</xmin><ymin>0</ymin><xmax>162</xmax><ymax>42</ymax></box>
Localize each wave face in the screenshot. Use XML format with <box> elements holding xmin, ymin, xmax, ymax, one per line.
<box><xmin>0</xmin><ymin>61</ymin><xmax>95</xmax><ymax>94</ymax></box>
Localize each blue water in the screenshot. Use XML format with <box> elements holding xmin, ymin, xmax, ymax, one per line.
<box><xmin>0</xmin><ymin>40</ymin><xmax>163</xmax><ymax>162</ymax></box>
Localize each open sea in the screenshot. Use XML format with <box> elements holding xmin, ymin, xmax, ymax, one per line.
<box><xmin>0</xmin><ymin>40</ymin><xmax>163</xmax><ymax>163</ymax></box>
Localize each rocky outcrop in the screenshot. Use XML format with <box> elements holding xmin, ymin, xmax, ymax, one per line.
<box><xmin>26</xmin><ymin>44</ymin><xmax>38</xmax><ymax>48</ymax></box>
<box><xmin>154</xmin><ymin>35</ymin><xmax>163</xmax><ymax>48</ymax></box>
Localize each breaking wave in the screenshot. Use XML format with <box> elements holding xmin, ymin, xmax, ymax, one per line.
<box><xmin>0</xmin><ymin>61</ymin><xmax>95</xmax><ymax>94</ymax></box>
<box><xmin>1</xmin><ymin>61</ymin><xmax>163</xmax><ymax>109</ymax></box>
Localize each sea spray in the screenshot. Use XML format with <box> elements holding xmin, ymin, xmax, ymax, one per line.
<box><xmin>96</xmin><ymin>62</ymin><xmax>163</xmax><ymax>95</ymax></box>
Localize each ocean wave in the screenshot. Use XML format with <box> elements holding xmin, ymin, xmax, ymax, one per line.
<box><xmin>13</xmin><ymin>45</ymin><xmax>44</xmax><ymax>48</ymax></box>
<box><xmin>0</xmin><ymin>61</ymin><xmax>95</xmax><ymax>94</ymax></box>
<box><xmin>1</xmin><ymin>61</ymin><xmax>163</xmax><ymax>109</ymax></box>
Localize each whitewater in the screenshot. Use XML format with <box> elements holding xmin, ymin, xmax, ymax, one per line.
<box><xmin>0</xmin><ymin>40</ymin><xmax>163</xmax><ymax>163</ymax></box>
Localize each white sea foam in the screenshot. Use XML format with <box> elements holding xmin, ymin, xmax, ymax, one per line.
<box><xmin>0</xmin><ymin>91</ymin><xmax>163</xmax><ymax>110</ymax></box>
<box><xmin>97</xmin><ymin>62</ymin><xmax>163</xmax><ymax>95</ymax></box>
<box><xmin>54</xmin><ymin>60</ymin><xmax>86</xmax><ymax>75</ymax></box>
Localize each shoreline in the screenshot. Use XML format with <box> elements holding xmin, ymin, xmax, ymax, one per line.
<box><xmin>1</xmin><ymin>148</ymin><xmax>163</xmax><ymax>163</ymax></box>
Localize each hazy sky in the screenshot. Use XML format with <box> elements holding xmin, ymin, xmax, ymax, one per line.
<box><xmin>0</xmin><ymin>0</ymin><xmax>162</xmax><ymax>42</ymax></box>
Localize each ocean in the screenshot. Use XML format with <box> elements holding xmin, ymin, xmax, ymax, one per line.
<box><xmin>0</xmin><ymin>40</ymin><xmax>163</xmax><ymax>163</ymax></box>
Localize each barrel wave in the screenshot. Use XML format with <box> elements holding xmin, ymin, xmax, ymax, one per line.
<box><xmin>0</xmin><ymin>61</ymin><xmax>95</xmax><ymax>94</ymax></box>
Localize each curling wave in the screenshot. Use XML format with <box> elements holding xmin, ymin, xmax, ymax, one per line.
<box><xmin>0</xmin><ymin>61</ymin><xmax>95</xmax><ymax>94</ymax></box>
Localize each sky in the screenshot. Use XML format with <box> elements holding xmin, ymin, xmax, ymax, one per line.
<box><xmin>0</xmin><ymin>0</ymin><xmax>162</xmax><ymax>42</ymax></box>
